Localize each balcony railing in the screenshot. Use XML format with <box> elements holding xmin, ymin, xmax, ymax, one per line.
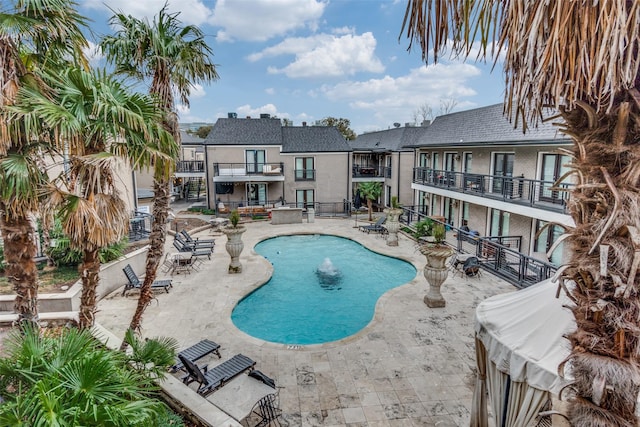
<box><xmin>413</xmin><ymin>168</ymin><xmax>571</xmax><ymax>213</ymax></box>
<box><xmin>176</xmin><ymin>160</ymin><xmax>204</xmax><ymax>173</ymax></box>
<box><xmin>352</xmin><ymin>165</ymin><xmax>390</xmax><ymax>178</ymax></box>
<box><xmin>400</xmin><ymin>206</ymin><xmax>557</xmax><ymax>288</ymax></box>
<box><xmin>294</xmin><ymin>169</ymin><xmax>316</xmax><ymax>181</ymax></box>
<box><xmin>214</xmin><ymin>162</ymin><xmax>284</xmax><ymax>177</ymax></box>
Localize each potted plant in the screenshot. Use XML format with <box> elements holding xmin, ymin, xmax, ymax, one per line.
<box><xmin>384</xmin><ymin>196</ymin><xmax>403</xmax><ymax>246</ymax></box>
<box><xmin>222</xmin><ymin>209</ymin><xmax>246</xmax><ymax>273</ymax></box>
<box><xmin>419</xmin><ymin>222</ymin><xmax>455</xmax><ymax>308</ymax></box>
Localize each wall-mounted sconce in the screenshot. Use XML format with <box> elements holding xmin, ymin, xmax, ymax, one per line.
<box><xmin>425</xmin><ymin>153</ymin><xmax>431</xmax><ymax>159</ymax></box>
<box><xmin>454</xmin><ymin>154</ymin><xmax>461</xmax><ymax>161</ymax></box>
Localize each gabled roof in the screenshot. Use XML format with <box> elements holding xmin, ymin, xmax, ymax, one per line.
<box><xmin>282</xmin><ymin>126</ymin><xmax>352</xmax><ymax>153</ymax></box>
<box><xmin>204</xmin><ymin>118</ymin><xmax>283</xmax><ymax>145</ymax></box>
<box><xmin>351</xmin><ymin>126</ymin><xmax>426</xmax><ymax>152</ymax></box>
<box><xmin>413</xmin><ymin>103</ymin><xmax>570</xmax><ymax>147</ymax></box>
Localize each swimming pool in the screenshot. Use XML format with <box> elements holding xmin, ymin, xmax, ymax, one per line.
<box><xmin>231</xmin><ymin>234</ymin><xmax>416</xmax><ymax>345</ymax></box>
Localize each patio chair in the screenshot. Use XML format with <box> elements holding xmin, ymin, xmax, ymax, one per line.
<box><xmin>180</xmin><ymin>229</ymin><xmax>216</xmax><ymax>246</ymax></box>
<box><xmin>170</xmin><ymin>339</ymin><xmax>221</xmax><ymax>373</ymax></box>
<box><xmin>358</xmin><ymin>216</ymin><xmax>386</xmax><ymax>234</ymax></box>
<box><xmin>175</xmin><ymin>233</ymin><xmax>214</xmax><ymax>251</ymax></box>
<box><xmin>178</xmin><ymin>353</ymin><xmax>256</xmax><ymax>395</ymax></box>
<box><xmin>252</xmin><ymin>391</ymin><xmax>282</xmax><ymax>427</ymax></box>
<box><xmin>462</xmin><ymin>256</ymin><xmax>482</xmax><ymax>278</ymax></box>
<box><xmin>122</xmin><ymin>264</ymin><xmax>172</xmax><ymax>296</ymax></box>
<box><xmin>173</xmin><ymin>239</ymin><xmax>213</xmax><ymax>260</ymax></box>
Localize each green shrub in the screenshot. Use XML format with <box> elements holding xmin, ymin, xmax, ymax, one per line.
<box><xmin>415</xmin><ymin>218</ymin><xmax>434</xmax><ymax>239</ymax></box>
<box><xmin>229</xmin><ymin>209</ymin><xmax>241</xmax><ymax>227</ymax></box>
<box><xmin>154</xmin><ymin>404</ymin><xmax>186</xmax><ymax>426</ymax></box>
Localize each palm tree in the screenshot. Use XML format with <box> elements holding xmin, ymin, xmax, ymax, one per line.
<box><xmin>101</xmin><ymin>5</ymin><xmax>218</xmax><ymax>336</ymax></box>
<box><xmin>402</xmin><ymin>1</ymin><xmax>640</xmax><ymax>425</ymax></box>
<box><xmin>11</xmin><ymin>67</ymin><xmax>173</xmax><ymax>329</ymax></box>
<box><xmin>0</xmin><ymin>0</ymin><xmax>88</xmax><ymax>325</ymax></box>
<box><xmin>358</xmin><ymin>182</ymin><xmax>382</xmax><ymax>222</ymax></box>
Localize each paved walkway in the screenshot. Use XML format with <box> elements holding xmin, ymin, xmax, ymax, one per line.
<box><xmin>96</xmin><ymin>218</ymin><xmax>514</xmax><ymax>427</ymax></box>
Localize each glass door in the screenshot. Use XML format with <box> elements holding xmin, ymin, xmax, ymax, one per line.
<box><xmin>492</xmin><ymin>153</ymin><xmax>514</xmax><ymax>195</ymax></box>
<box><xmin>489</xmin><ymin>209</ymin><xmax>510</xmax><ymax>236</ymax></box>
<box><xmin>246</xmin><ymin>150</ymin><xmax>266</xmax><ymax>173</ymax></box>
<box><xmin>247</xmin><ymin>183</ymin><xmax>267</xmax><ymax>205</ymax></box>
<box><xmin>540</xmin><ymin>154</ymin><xmax>570</xmax><ymax>203</ymax></box>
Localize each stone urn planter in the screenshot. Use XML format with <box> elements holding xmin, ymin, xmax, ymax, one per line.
<box><xmin>384</xmin><ymin>207</ymin><xmax>402</xmax><ymax>246</ymax></box>
<box><xmin>223</xmin><ymin>226</ymin><xmax>246</xmax><ymax>273</ymax></box>
<box><xmin>419</xmin><ymin>243</ymin><xmax>455</xmax><ymax>308</ymax></box>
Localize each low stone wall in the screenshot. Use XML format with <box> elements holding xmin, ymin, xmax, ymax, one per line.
<box><xmin>270</xmin><ymin>207</ymin><xmax>303</xmax><ymax>225</ymax></box>
<box><xmin>0</xmin><ymin>246</ymin><xmax>149</xmax><ymax>313</ymax></box>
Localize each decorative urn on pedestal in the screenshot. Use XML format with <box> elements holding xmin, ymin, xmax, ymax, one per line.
<box><xmin>222</xmin><ymin>210</ymin><xmax>246</xmax><ymax>274</ymax></box>
<box><xmin>384</xmin><ymin>196</ymin><xmax>403</xmax><ymax>247</ymax></box>
<box><xmin>419</xmin><ymin>224</ymin><xmax>455</xmax><ymax>308</ymax></box>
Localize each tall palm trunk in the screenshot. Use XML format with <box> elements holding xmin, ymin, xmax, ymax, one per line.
<box><xmin>125</xmin><ymin>171</ymin><xmax>171</xmax><ymax>339</ymax></box>
<box><xmin>561</xmin><ymin>98</ymin><xmax>640</xmax><ymax>426</ymax></box>
<box><xmin>78</xmin><ymin>248</ymin><xmax>100</xmax><ymax>329</ymax></box>
<box><xmin>0</xmin><ymin>204</ymin><xmax>39</xmax><ymax>324</ymax></box>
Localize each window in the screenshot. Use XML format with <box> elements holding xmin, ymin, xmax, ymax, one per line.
<box><xmin>432</xmin><ymin>153</ymin><xmax>440</xmax><ymax>171</ymax></box>
<box><xmin>418</xmin><ymin>191</ymin><xmax>429</xmax><ymax>215</ymax></box>
<box><xmin>463</xmin><ymin>153</ymin><xmax>472</xmax><ymax>173</ymax></box>
<box><xmin>385</xmin><ymin>155</ymin><xmax>392</xmax><ymax>178</ymax></box>
<box><xmin>419</xmin><ymin>152</ymin><xmax>429</xmax><ymax>167</ymax></box>
<box><xmin>492</xmin><ymin>153</ymin><xmax>514</xmax><ymax>194</ymax></box>
<box><xmin>430</xmin><ymin>194</ymin><xmax>440</xmax><ymax>215</ymax></box>
<box><xmin>246</xmin><ymin>150</ymin><xmax>265</xmax><ymax>173</ymax></box>
<box><xmin>489</xmin><ymin>209</ymin><xmax>510</xmax><ymax>236</ymax></box>
<box><xmin>462</xmin><ymin>202</ymin><xmax>470</xmax><ymax>224</ymax></box>
<box><xmin>295</xmin><ymin>157</ymin><xmax>315</xmax><ymax>180</ymax></box>
<box><xmin>540</xmin><ymin>154</ymin><xmax>570</xmax><ymax>203</ymax></box>
<box><xmin>385</xmin><ymin>185</ymin><xmax>391</xmax><ymax>207</ymax></box>
<box><xmin>443</xmin><ymin>197</ymin><xmax>455</xmax><ymax>225</ymax></box>
<box><xmin>534</xmin><ymin>220</ymin><xmax>564</xmax><ymax>265</ymax></box>
<box><xmin>296</xmin><ymin>189</ymin><xmax>314</xmax><ymax>209</ymax></box>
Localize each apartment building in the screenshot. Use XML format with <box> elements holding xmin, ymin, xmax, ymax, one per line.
<box><xmin>349</xmin><ymin>123</ymin><xmax>424</xmax><ymax>208</ymax></box>
<box><xmin>203</xmin><ymin>115</ymin><xmax>352</xmax><ymax>213</ymax></box>
<box><xmin>410</xmin><ymin>103</ymin><xmax>573</xmax><ymax>265</ymax></box>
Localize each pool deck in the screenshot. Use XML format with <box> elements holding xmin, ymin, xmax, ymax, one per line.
<box><xmin>96</xmin><ymin>218</ymin><xmax>515</xmax><ymax>426</ymax></box>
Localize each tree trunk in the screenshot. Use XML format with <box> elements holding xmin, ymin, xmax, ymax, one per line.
<box><xmin>124</xmin><ymin>173</ymin><xmax>170</xmax><ymax>344</ymax></box>
<box><xmin>367</xmin><ymin>199</ymin><xmax>373</xmax><ymax>221</ymax></box>
<box><xmin>561</xmin><ymin>98</ymin><xmax>640</xmax><ymax>426</ymax></box>
<box><xmin>0</xmin><ymin>205</ymin><xmax>39</xmax><ymax>325</ymax></box>
<box><xmin>78</xmin><ymin>248</ymin><xmax>100</xmax><ymax>329</ymax></box>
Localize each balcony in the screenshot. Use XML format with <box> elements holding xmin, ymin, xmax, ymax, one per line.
<box><xmin>175</xmin><ymin>160</ymin><xmax>205</xmax><ymax>175</ymax></box>
<box><xmin>213</xmin><ymin>162</ymin><xmax>285</xmax><ymax>182</ymax></box>
<box><xmin>412</xmin><ymin>168</ymin><xmax>571</xmax><ymax>214</ymax></box>
<box><xmin>294</xmin><ymin>169</ymin><xmax>316</xmax><ymax>181</ymax></box>
<box><xmin>352</xmin><ymin>165</ymin><xmax>390</xmax><ymax>179</ymax></box>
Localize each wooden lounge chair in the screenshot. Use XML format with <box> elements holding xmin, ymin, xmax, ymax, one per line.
<box><xmin>179</xmin><ymin>353</ymin><xmax>256</xmax><ymax>395</ymax></box>
<box><xmin>122</xmin><ymin>264</ymin><xmax>172</xmax><ymax>296</ymax></box>
<box><xmin>180</xmin><ymin>229</ymin><xmax>215</xmax><ymax>246</ymax></box>
<box><xmin>358</xmin><ymin>216</ymin><xmax>387</xmax><ymax>234</ymax></box>
<box><xmin>170</xmin><ymin>339</ymin><xmax>221</xmax><ymax>373</ymax></box>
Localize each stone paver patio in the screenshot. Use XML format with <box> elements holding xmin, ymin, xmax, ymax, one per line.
<box><xmin>96</xmin><ymin>218</ymin><xmax>515</xmax><ymax>426</ymax></box>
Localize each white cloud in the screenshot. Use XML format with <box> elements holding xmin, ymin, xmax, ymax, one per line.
<box><xmin>265</xmin><ymin>88</ymin><xmax>276</xmax><ymax>95</ymax></box>
<box><xmin>320</xmin><ymin>63</ymin><xmax>482</xmax><ymax>124</ymax></box>
<box><xmin>189</xmin><ymin>83</ymin><xmax>206</xmax><ymax>99</ymax></box>
<box><xmin>83</xmin><ymin>0</ymin><xmax>214</xmax><ymax>26</ymax></box>
<box><xmin>249</xmin><ymin>32</ymin><xmax>384</xmax><ymax>78</ymax></box>
<box><xmin>211</xmin><ymin>0</ymin><xmax>326</xmax><ymax>42</ymax></box>
<box><xmin>235</xmin><ymin>104</ymin><xmax>290</xmax><ymax>119</ymax></box>
<box><xmin>82</xmin><ymin>40</ymin><xmax>103</xmax><ymax>66</ymax></box>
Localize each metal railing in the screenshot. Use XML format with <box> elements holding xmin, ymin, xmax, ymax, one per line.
<box><xmin>412</xmin><ymin>168</ymin><xmax>571</xmax><ymax>213</ymax></box>
<box><xmin>352</xmin><ymin>165</ymin><xmax>389</xmax><ymax>178</ymax></box>
<box><xmin>400</xmin><ymin>206</ymin><xmax>557</xmax><ymax>288</ymax></box>
<box><xmin>176</xmin><ymin>160</ymin><xmax>205</xmax><ymax>173</ymax></box>
<box><xmin>129</xmin><ymin>211</ymin><xmax>153</xmax><ymax>242</ymax></box>
<box><xmin>213</xmin><ymin>162</ymin><xmax>284</xmax><ymax>177</ymax></box>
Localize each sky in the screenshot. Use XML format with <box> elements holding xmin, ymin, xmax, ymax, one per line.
<box><xmin>78</xmin><ymin>0</ymin><xmax>506</xmax><ymax>135</ymax></box>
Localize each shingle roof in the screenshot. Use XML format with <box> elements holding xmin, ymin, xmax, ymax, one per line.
<box><xmin>413</xmin><ymin>103</ymin><xmax>570</xmax><ymax>147</ymax></box>
<box><xmin>204</xmin><ymin>118</ymin><xmax>283</xmax><ymax>145</ymax></box>
<box><xmin>180</xmin><ymin>130</ymin><xmax>205</xmax><ymax>144</ymax></box>
<box><xmin>350</xmin><ymin>126</ymin><xmax>426</xmax><ymax>152</ymax></box>
<box><xmin>281</xmin><ymin>126</ymin><xmax>352</xmax><ymax>153</ymax></box>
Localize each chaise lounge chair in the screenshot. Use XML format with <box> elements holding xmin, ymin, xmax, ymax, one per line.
<box><xmin>358</xmin><ymin>216</ymin><xmax>387</xmax><ymax>234</ymax></box>
<box><xmin>180</xmin><ymin>229</ymin><xmax>216</xmax><ymax>246</ymax></box>
<box><xmin>170</xmin><ymin>339</ymin><xmax>222</xmax><ymax>373</ymax></box>
<box><xmin>175</xmin><ymin>233</ymin><xmax>214</xmax><ymax>251</ymax></box>
<box><xmin>179</xmin><ymin>353</ymin><xmax>256</xmax><ymax>395</ymax></box>
<box><xmin>122</xmin><ymin>264</ymin><xmax>172</xmax><ymax>296</ymax></box>
<box><xmin>173</xmin><ymin>239</ymin><xmax>213</xmax><ymax>259</ymax></box>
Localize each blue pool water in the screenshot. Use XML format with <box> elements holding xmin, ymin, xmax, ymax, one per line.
<box><xmin>231</xmin><ymin>235</ymin><xmax>416</xmax><ymax>345</ymax></box>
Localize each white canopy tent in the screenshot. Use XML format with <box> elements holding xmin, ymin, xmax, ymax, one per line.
<box><xmin>471</xmin><ymin>279</ymin><xmax>575</xmax><ymax>427</ymax></box>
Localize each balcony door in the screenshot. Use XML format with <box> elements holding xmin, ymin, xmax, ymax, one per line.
<box><xmin>247</xmin><ymin>183</ymin><xmax>267</xmax><ymax>206</ymax></box>
<box><xmin>246</xmin><ymin>149</ymin><xmax>265</xmax><ymax>173</ymax></box>
<box><xmin>444</xmin><ymin>152</ymin><xmax>457</xmax><ymax>186</ymax></box>
<box><xmin>492</xmin><ymin>153</ymin><xmax>514</xmax><ymax>194</ymax></box>
<box><xmin>540</xmin><ymin>154</ymin><xmax>570</xmax><ymax>203</ymax></box>
<box><xmin>489</xmin><ymin>209</ymin><xmax>510</xmax><ymax>236</ymax></box>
